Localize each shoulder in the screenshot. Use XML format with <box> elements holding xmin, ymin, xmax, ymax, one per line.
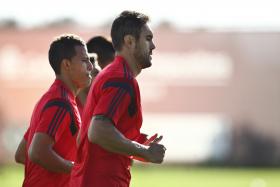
<box><xmin>38</xmin><ymin>83</ymin><xmax>75</xmax><ymax>113</ymax></box>
<box><xmin>42</xmin><ymin>98</ymin><xmax>73</xmax><ymax>112</ymax></box>
<box><xmin>48</xmin><ymin>83</ymin><xmax>71</xmax><ymax>99</ymax></box>
<box><xmin>40</xmin><ymin>81</ymin><xmax>75</xmax><ymax>108</ymax></box>
<box><xmin>94</xmin><ymin>68</ymin><xmax>126</xmax><ymax>88</ymax></box>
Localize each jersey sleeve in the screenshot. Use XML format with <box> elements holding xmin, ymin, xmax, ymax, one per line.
<box><xmin>35</xmin><ymin>99</ymin><xmax>72</xmax><ymax>138</ymax></box>
<box><xmin>93</xmin><ymin>77</ymin><xmax>134</xmax><ymax>126</ymax></box>
<box><xmin>135</xmin><ymin>133</ymin><xmax>148</xmax><ymax>144</ymax></box>
<box><xmin>23</xmin><ymin>127</ymin><xmax>30</xmax><ymax>141</ymax></box>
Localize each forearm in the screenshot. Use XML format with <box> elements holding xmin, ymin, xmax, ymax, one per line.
<box><xmin>88</xmin><ymin>116</ymin><xmax>148</xmax><ymax>158</ymax></box>
<box><xmin>16</xmin><ymin>157</ymin><xmax>25</xmax><ymax>165</ymax></box>
<box><xmin>136</xmin><ymin>133</ymin><xmax>148</xmax><ymax>144</ymax></box>
<box><xmin>29</xmin><ymin>133</ymin><xmax>73</xmax><ymax>174</ymax></box>
<box><xmin>98</xmin><ymin>135</ymin><xmax>148</xmax><ymax>157</ymax></box>
<box><xmin>31</xmin><ymin>148</ymin><xmax>73</xmax><ymax>173</ymax></box>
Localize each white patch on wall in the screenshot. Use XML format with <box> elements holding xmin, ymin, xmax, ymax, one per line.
<box><xmin>139</xmin><ymin>51</ymin><xmax>233</xmax><ymax>86</ymax></box>
<box><xmin>141</xmin><ymin>113</ymin><xmax>232</xmax><ymax>163</ymax></box>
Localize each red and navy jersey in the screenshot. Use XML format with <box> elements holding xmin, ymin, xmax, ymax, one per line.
<box><xmin>23</xmin><ymin>79</ymin><xmax>81</xmax><ymax>187</ymax></box>
<box><xmin>76</xmin><ymin>97</ymin><xmax>84</xmax><ymax>117</ymax></box>
<box><xmin>70</xmin><ymin>56</ymin><xmax>143</xmax><ymax>187</ymax></box>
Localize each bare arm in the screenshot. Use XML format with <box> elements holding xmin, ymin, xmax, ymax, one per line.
<box><xmin>88</xmin><ymin>115</ymin><xmax>166</xmax><ymax>163</ymax></box>
<box><xmin>28</xmin><ymin>133</ymin><xmax>73</xmax><ymax>173</ymax></box>
<box><xmin>15</xmin><ymin>138</ymin><xmax>27</xmax><ymax>164</ymax></box>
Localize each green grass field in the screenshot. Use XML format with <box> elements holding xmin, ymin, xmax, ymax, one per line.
<box><xmin>1</xmin><ymin>164</ymin><xmax>279</xmax><ymax>187</ymax></box>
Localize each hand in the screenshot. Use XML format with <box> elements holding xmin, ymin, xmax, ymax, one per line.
<box><xmin>132</xmin><ymin>135</ymin><xmax>164</xmax><ymax>162</ymax></box>
<box><xmin>143</xmin><ymin>134</ymin><xmax>163</xmax><ymax>145</ymax></box>
<box><xmin>144</xmin><ymin>143</ymin><xmax>166</xmax><ymax>164</ymax></box>
<box><xmin>151</xmin><ymin>135</ymin><xmax>163</xmax><ymax>144</ymax></box>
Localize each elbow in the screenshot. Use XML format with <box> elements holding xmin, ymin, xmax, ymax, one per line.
<box><xmin>87</xmin><ymin>123</ymin><xmax>104</xmax><ymax>145</ymax></box>
<box><xmin>14</xmin><ymin>153</ymin><xmax>24</xmax><ymax>164</ymax></box>
<box><xmin>15</xmin><ymin>139</ymin><xmax>27</xmax><ymax>164</ymax></box>
<box><xmin>28</xmin><ymin>147</ymin><xmax>41</xmax><ymax>164</ymax></box>
<box><xmin>87</xmin><ymin>117</ymin><xmax>115</xmax><ymax>146</ymax></box>
<box><xmin>87</xmin><ymin>124</ymin><xmax>102</xmax><ymax>144</ymax></box>
<box><xmin>87</xmin><ymin>127</ymin><xmax>99</xmax><ymax>144</ymax></box>
<box><xmin>14</xmin><ymin>156</ymin><xmax>20</xmax><ymax>164</ymax></box>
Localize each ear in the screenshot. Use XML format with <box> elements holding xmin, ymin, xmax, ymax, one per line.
<box><xmin>61</xmin><ymin>59</ymin><xmax>71</xmax><ymax>72</ymax></box>
<box><xmin>123</xmin><ymin>35</ymin><xmax>136</xmax><ymax>49</ymax></box>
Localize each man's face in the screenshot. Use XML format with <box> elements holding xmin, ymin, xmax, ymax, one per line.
<box><xmin>89</xmin><ymin>57</ymin><xmax>99</xmax><ymax>79</ymax></box>
<box><xmin>133</xmin><ymin>24</ymin><xmax>156</xmax><ymax>69</ymax></box>
<box><xmin>69</xmin><ymin>45</ymin><xmax>93</xmax><ymax>89</ymax></box>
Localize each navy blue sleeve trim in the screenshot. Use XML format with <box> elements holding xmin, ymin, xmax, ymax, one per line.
<box><xmin>102</xmin><ymin>79</ymin><xmax>137</xmax><ymax>117</ymax></box>
<box><xmin>42</xmin><ymin>99</ymin><xmax>78</xmax><ymax>137</ymax></box>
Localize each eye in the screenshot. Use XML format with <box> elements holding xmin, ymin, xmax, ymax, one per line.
<box><xmin>82</xmin><ymin>58</ymin><xmax>90</xmax><ymax>64</ymax></box>
<box><xmin>146</xmin><ymin>35</ymin><xmax>153</xmax><ymax>41</ymax></box>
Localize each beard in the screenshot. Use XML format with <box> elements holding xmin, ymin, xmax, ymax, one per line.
<box><xmin>134</xmin><ymin>45</ymin><xmax>152</xmax><ymax>69</ymax></box>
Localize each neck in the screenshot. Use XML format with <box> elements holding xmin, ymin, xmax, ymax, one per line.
<box><xmin>56</xmin><ymin>74</ymin><xmax>80</xmax><ymax>96</ymax></box>
<box><xmin>116</xmin><ymin>52</ymin><xmax>141</xmax><ymax>77</ymax></box>
<box><xmin>77</xmin><ymin>87</ymin><xmax>89</xmax><ymax>105</ymax></box>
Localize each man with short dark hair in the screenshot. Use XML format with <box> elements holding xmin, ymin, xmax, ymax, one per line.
<box><xmin>76</xmin><ymin>36</ymin><xmax>115</xmax><ymax>114</ymax></box>
<box><xmin>76</xmin><ymin>55</ymin><xmax>99</xmax><ymax>115</ymax></box>
<box><xmin>86</xmin><ymin>36</ymin><xmax>115</xmax><ymax>69</ymax></box>
<box><xmin>15</xmin><ymin>34</ymin><xmax>93</xmax><ymax>187</ymax></box>
<box><xmin>70</xmin><ymin>11</ymin><xmax>166</xmax><ymax>187</ymax></box>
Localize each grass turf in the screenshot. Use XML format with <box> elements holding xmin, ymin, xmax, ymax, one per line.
<box><xmin>131</xmin><ymin>165</ymin><xmax>280</xmax><ymax>187</ymax></box>
<box><xmin>1</xmin><ymin>164</ymin><xmax>279</xmax><ymax>187</ymax></box>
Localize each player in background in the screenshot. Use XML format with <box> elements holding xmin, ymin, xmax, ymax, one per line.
<box><xmin>87</xmin><ymin>36</ymin><xmax>115</xmax><ymax>69</ymax></box>
<box><xmin>76</xmin><ymin>36</ymin><xmax>115</xmax><ymax>113</ymax></box>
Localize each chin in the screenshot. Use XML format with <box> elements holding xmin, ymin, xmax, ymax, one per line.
<box><xmin>142</xmin><ymin>61</ymin><xmax>152</xmax><ymax>69</ymax></box>
<box><xmin>81</xmin><ymin>80</ymin><xmax>92</xmax><ymax>89</ymax></box>
<box><xmin>86</xmin><ymin>79</ymin><xmax>92</xmax><ymax>87</ymax></box>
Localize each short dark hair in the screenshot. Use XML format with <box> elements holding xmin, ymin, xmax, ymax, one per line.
<box><xmin>111</xmin><ymin>10</ymin><xmax>149</xmax><ymax>51</ymax></box>
<box><xmin>48</xmin><ymin>34</ymin><xmax>85</xmax><ymax>75</ymax></box>
<box><xmin>86</xmin><ymin>36</ymin><xmax>115</xmax><ymax>68</ymax></box>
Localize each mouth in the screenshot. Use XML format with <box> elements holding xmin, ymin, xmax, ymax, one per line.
<box><xmin>87</xmin><ymin>73</ymin><xmax>92</xmax><ymax>80</ymax></box>
<box><xmin>92</xmin><ymin>69</ymin><xmax>99</xmax><ymax>77</ymax></box>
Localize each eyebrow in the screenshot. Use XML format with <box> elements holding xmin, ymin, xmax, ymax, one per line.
<box><xmin>81</xmin><ymin>56</ymin><xmax>90</xmax><ymax>60</ymax></box>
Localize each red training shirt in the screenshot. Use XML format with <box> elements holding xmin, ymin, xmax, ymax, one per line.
<box><xmin>23</xmin><ymin>79</ymin><xmax>81</xmax><ymax>187</ymax></box>
<box><xmin>70</xmin><ymin>56</ymin><xmax>143</xmax><ymax>187</ymax></box>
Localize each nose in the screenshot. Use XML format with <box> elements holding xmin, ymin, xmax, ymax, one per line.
<box><xmin>151</xmin><ymin>41</ymin><xmax>156</xmax><ymax>50</ymax></box>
